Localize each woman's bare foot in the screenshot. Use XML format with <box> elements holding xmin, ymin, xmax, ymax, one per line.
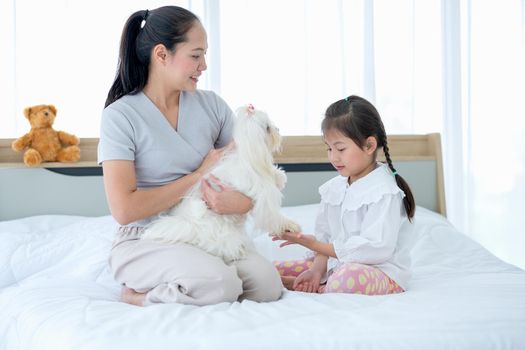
<box><xmin>281</xmin><ymin>276</ymin><xmax>296</xmax><ymax>291</ymax></box>
<box><xmin>121</xmin><ymin>286</ymin><xmax>146</xmax><ymax>306</ymax></box>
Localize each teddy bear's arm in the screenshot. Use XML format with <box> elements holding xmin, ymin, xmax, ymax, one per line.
<box><xmin>11</xmin><ymin>133</ymin><xmax>33</xmax><ymax>151</ymax></box>
<box><xmin>57</xmin><ymin>131</ymin><xmax>80</xmax><ymax>146</ymax></box>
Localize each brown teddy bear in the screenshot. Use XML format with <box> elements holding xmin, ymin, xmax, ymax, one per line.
<box><xmin>11</xmin><ymin>104</ymin><xmax>81</xmax><ymax>167</ymax></box>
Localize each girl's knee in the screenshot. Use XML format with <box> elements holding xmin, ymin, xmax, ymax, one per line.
<box><xmin>324</xmin><ymin>263</ymin><xmax>393</xmax><ymax>295</ymax></box>
<box><xmin>273</xmin><ymin>258</ymin><xmax>312</xmax><ymax>277</ymax></box>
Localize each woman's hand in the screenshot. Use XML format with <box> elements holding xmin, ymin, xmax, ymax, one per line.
<box><xmin>201</xmin><ymin>174</ymin><xmax>253</xmax><ymax>215</ymax></box>
<box><xmin>272</xmin><ymin>231</ymin><xmax>317</xmax><ymax>249</ymax></box>
<box><xmin>195</xmin><ymin>142</ymin><xmax>234</xmax><ymax>176</ymax></box>
<box><xmin>293</xmin><ymin>269</ymin><xmax>322</xmax><ymax>293</ymax></box>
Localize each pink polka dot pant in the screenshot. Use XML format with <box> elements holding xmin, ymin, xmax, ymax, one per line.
<box><xmin>274</xmin><ymin>258</ymin><xmax>404</xmax><ymax>295</ymax></box>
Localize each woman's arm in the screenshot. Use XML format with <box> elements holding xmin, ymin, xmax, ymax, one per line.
<box><xmin>102</xmin><ymin>160</ymin><xmax>202</xmax><ymax>225</ymax></box>
<box><xmin>103</xmin><ymin>147</ymin><xmax>226</xmax><ymax>225</ymax></box>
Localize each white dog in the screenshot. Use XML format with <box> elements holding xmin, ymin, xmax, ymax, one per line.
<box><xmin>141</xmin><ymin>105</ymin><xmax>301</xmax><ymax>262</ymax></box>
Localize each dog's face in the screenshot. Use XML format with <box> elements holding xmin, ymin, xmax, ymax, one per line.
<box><xmin>234</xmin><ymin>105</ymin><xmax>281</xmax><ymax>153</ymax></box>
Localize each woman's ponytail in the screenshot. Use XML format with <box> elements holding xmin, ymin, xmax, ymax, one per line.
<box><xmin>105</xmin><ymin>10</ymin><xmax>149</xmax><ymax>108</ymax></box>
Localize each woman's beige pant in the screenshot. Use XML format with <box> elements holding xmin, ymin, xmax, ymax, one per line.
<box><xmin>109</xmin><ymin>227</ymin><xmax>283</xmax><ymax>306</ymax></box>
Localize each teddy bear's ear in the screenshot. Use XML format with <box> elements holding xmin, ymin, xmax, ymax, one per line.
<box><xmin>48</xmin><ymin>105</ymin><xmax>57</xmax><ymax>115</ymax></box>
<box><xmin>23</xmin><ymin>107</ymin><xmax>32</xmax><ymax>119</ymax></box>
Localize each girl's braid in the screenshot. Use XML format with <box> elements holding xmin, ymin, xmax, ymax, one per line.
<box><xmin>381</xmin><ymin>135</ymin><xmax>397</xmax><ymax>176</ymax></box>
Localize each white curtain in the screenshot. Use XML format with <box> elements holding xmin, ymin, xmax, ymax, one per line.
<box><xmin>209</xmin><ymin>0</ymin><xmax>444</xmax><ymax>136</ymax></box>
<box><xmin>455</xmin><ymin>0</ymin><xmax>525</xmax><ymax>269</ymax></box>
<box><xmin>1</xmin><ymin>1</ymin><xmax>524</xmax><ymax>268</ymax></box>
<box><xmin>0</xmin><ymin>0</ymin><xmax>197</xmax><ymax>138</ymax></box>
<box><xmin>441</xmin><ymin>0</ymin><xmax>525</xmax><ymax>270</ymax></box>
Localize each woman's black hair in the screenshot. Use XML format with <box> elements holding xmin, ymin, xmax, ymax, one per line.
<box><xmin>322</xmin><ymin>95</ymin><xmax>416</xmax><ymax>220</ymax></box>
<box><xmin>105</xmin><ymin>6</ymin><xmax>199</xmax><ymax>107</ymax></box>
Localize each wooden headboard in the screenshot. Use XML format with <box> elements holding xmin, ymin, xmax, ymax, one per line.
<box><xmin>0</xmin><ymin>133</ymin><xmax>445</xmax><ymax>220</ymax></box>
<box><xmin>274</xmin><ymin>134</ymin><xmax>446</xmax><ymax>216</ymax></box>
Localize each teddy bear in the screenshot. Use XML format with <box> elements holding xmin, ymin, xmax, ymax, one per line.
<box><xmin>11</xmin><ymin>104</ymin><xmax>81</xmax><ymax>167</ymax></box>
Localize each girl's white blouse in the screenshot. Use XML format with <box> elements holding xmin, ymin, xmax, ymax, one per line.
<box><xmin>312</xmin><ymin>163</ymin><xmax>412</xmax><ymax>290</ymax></box>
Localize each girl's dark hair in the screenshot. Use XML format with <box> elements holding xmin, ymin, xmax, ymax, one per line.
<box><xmin>105</xmin><ymin>6</ymin><xmax>199</xmax><ymax>108</ymax></box>
<box><xmin>322</xmin><ymin>95</ymin><xmax>416</xmax><ymax>220</ymax></box>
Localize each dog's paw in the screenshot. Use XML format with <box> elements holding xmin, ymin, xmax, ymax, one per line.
<box><xmin>274</xmin><ymin>169</ymin><xmax>287</xmax><ymax>190</ymax></box>
<box><xmin>270</xmin><ymin>219</ymin><xmax>302</xmax><ymax>237</ymax></box>
<box><xmin>282</xmin><ymin>219</ymin><xmax>301</xmax><ymax>233</ymax></box>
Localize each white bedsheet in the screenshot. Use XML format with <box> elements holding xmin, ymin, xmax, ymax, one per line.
<box><xmin>1</xmin><ymin>205</ymin><xmax>524</xmax><ymax>350</ymax></box>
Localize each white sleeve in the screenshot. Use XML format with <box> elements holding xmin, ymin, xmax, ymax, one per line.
<box><xmin>314</xmin><ymin>202</ymin><xmax>331</xmax><ymax>243</ymax></box>
<box><xmin>305</xmin><ymin>202</ymin><xmax>332</xmax><ymax>259</ymax></box>
<box><xmin>333</xmin><ymin>194</ymin><xmax>404</xmax><ymax>264</ymax></box>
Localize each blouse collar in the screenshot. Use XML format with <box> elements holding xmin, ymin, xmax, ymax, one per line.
<box><xmin>319</xmin><ymin>162</ymin><xmax>404</xmax><ymax>210</ymax></box>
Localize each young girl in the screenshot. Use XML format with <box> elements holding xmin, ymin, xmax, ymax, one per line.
<box><xmin>273</xmin><ymin>95</ymin><xmax>415</xmax><ymax>295</ymax></box>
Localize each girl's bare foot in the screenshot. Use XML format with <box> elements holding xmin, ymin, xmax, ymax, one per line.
<box><xmin>121</xmin><ymin>286</ymin><xmax>146</xmax><ymax>306</ymax></box>
<box><xmin>281</xmin><ymin>276</ymin><xmax>296</xmax><ymax>290</ymax></box>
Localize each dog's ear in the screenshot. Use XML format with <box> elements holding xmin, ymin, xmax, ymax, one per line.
<box><xmin>267</xmin><ymin>122</ymin><xmax>281</xmax><ymax>153</ymax></box>
<box><xmin>234</xmin><ymin>108</ymin><xmax>275</xmax><ymax>178</ymax></box>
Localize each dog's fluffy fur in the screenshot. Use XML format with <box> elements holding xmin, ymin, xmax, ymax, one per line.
<box><xmin>141</xmin><ymin>106</ymin><xmax>301</xmax><ymax>261</ymax></box>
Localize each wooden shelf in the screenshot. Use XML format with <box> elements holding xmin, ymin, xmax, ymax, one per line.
<box><xmin>1</xmin><ymin>134</ymin><xmax>442</xmax><ymax>165</ymax></box>
<box><xmin>0</xmin><ymin>161</ymin><xmax>99</xmax><ymax>169</ymax></box>
<box><xmin>0</xmin><ymin>138</ymin><xmax>99</xmax><ymax>168</ymax></box>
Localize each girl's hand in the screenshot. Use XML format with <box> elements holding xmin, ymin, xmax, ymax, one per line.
<box><xmin>201</xmin><ymin>174</ymin><xmax>253</xmax><ymax>215</ymax></box>
<box><xmin>293</xmin><ymin>269</ymin><xmax>322</xmax><ymax>293</ymax></box>
<box><xmin>272</xmin><ymin>231</ymin><xmax>317</xmax><ymax>249</ymax></box>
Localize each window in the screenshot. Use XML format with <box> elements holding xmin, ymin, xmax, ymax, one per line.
<box><xmin>1</xmin><ymin>0</ymin><xmax>193</xmax><ymax>138</ymax></box>
<box><xmin>2</xmin><ymin>0</ymin><xmax>442</xmax><ymax>137</ymax></box>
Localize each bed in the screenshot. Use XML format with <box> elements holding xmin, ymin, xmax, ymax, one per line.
<box><xmin>1</xmin><ymin>134</ymin><xmax>524</xmax><ymax>350</ymax></box>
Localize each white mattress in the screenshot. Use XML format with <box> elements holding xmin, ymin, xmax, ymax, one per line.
<box><xmin>1</xmin><ymin>205</ymin><xmax>524</xmax><ymax>350</ymax></box>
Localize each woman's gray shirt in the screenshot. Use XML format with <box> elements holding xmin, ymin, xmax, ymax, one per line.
<box><xmin>98</xmin><ymin>90</ymin><xmax>234</xmax><ymax>226</ymax></box>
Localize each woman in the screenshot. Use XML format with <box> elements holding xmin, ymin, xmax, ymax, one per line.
<box><xmin>98</xmin><ymin>6</ymin><xmax>282</xmax><ymax>306</ymax></box>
